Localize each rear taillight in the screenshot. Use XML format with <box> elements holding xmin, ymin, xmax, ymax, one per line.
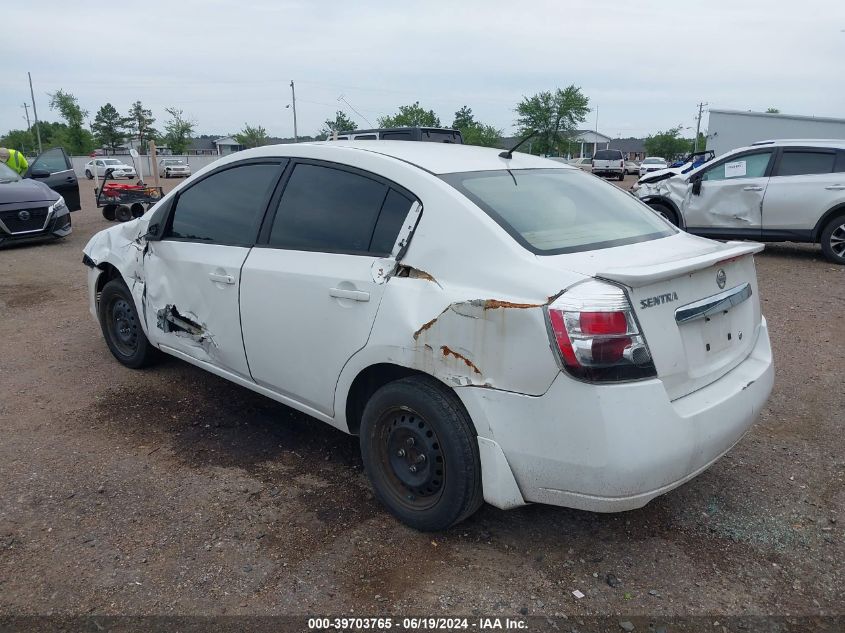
<box><xmin>545</xmin><ymin>280</ymin><xmax>656</xmax><ymax>382</ymax></box>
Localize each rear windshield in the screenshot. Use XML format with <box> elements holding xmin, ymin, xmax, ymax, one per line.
<box><xmin>441</xmin><ymin>168</ymin><xmax>675</xmax><ymax>255</ymax></box>
<box><xmin>594</xmin><ymin>150</ymin><xmax>622</xmax><ymax>160</ymax></box>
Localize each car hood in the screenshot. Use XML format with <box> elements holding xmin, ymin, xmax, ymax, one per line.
<box><xmin>0</xmin><ymin>178</ymin><xmax>60</xmax><ymax>205</ymax></box>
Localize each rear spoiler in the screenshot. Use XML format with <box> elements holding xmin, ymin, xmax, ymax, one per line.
<box><xmin>597</xmin><ymin>241</ymin><xmax>764</xmax><ymax>288</ymax></box>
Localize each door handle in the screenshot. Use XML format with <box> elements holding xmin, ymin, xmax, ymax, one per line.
<box><xmin>208</xmin><ymin>272</ymin><xmax>235</xmax><ymax>285</ymax></box>
<box><xmin>742</xmin><ymin>185</ymin><xmax>763</xmax><ymax>191</ymax></box>
<box><xmin>824</xmin><ymin>185</ymin><xmax>845</xmax><ymax>191</ymax></box>
<box><xmin>329</xmin><ymin>287</ymin><xmax>370</xmax><ymax>302</ymax></box>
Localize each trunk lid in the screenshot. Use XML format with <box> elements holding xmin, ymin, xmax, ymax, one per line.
<box><xmin>539</xmin><ymin>234</ymin><xmax>765</xmax><ymax>400</ymax></box>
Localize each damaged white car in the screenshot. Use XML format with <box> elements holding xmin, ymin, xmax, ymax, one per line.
<box><xmin>83</xmin><ymin>141</ymin><xmax>774</xmax><ymax>530</ymax></box>
<box><xmin>634</xmin><ymin>139</ymin><xmax>845</xmax><ymax>264</ymax></box>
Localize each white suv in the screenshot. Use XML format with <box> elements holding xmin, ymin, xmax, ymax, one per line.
<box><xmin>634</xmin><ymin>139</ymin><xmax>845</xmax><ymax>263</ymax></box>
<box><xmin>591</xmin><ymin>148</ymin><xmax>626</xmax><ymax>180</ymax></box>
<box><xmin>83</xmin><ymin>142</ymin><xmax>773</xmax><ymax>530</ymax></box>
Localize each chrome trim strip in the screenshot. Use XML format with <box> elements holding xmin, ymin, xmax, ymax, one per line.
<box><xmin>0</xmin><ymin>206</ymin><xmax>53</xmax><ymax>235</ymax></box>
<box><xmin>675</xmin><ymin>283</ymin><xmax>752</xmax><ymax>323</ymax></box>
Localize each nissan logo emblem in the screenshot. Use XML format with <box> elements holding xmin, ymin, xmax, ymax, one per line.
<box><xmin>17</xmin><ymin>210</ymin><xmax>31</xmax><ymax>222</ymax></box>
<box><xmin>716</xmin><ymin>269</ymin><xmax>727</xmax><ymax>289</ymax></box>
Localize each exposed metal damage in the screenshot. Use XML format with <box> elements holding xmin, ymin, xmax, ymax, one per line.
<box><xmin>156</xmin><ymin>304</ymin><xmax>214</xmax><ymax>346</ymax></box>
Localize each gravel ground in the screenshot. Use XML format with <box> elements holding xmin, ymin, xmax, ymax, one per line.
<box><xmin>0</xmin><ymin>173</ymin><xmax>842</xmax><ymax>623</ymax></box>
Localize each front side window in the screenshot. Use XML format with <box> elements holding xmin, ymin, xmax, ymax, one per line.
<box><xmin>775</xmin><ymin>151</ymin><xmax>835</xmax><ymax>177</ymax></box>
<box><xmin>166</xmin><ymin>163</ymin><xmax>282</xmax><ymax>244</ymax></box>
<box><xmin>442</xmin><ymin>168</ymin><xmax>674</xmax><ymax>254</ymax></box>
<box><xmin>268</xmin><ymin>163</ymin><xmax>391</xmax><ymax>254</ymax></box>
<box><xmin>31</xmin><ymin>147</ymin><xmax>70</xmax><ymax>173</ymax></box>
<box><xmin>703</xmin><ymin>152</ymin><xmax>772</xmax><ymax>181</ymax></box>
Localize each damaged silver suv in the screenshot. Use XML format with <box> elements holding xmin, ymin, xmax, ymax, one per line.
<box><xmin>84</xmin><ymin>141</ymin><xmax>773</xmax><ymax>530</ymax></box>
<box><xmin>634</xmin><ymin>139</ymin><xmax>845</xmax><ymax>263</ymax></box>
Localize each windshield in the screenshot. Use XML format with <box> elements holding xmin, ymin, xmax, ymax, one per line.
<box><xmin>163</xmin><ymin>160</ymin><xmax>184</xmax><ymax>165</ymax></box>
<box><xmin>103</xmin><ymin>159</ymin><xmax>122</xmax><ymax>165</ymax></box>
<box><xmin>0</xmin><ymin>162</ymin><xmax>21</xmax><ymax>183</ymax></box>
<box><xmin>643</xmin><ymin>157</ymin><xmax>664</xmax><ymax>164</ymax></box>
<box><xmin>441</xmin><ymin>168</ymin><xmax>675</xmax><ymax>255</ymax></box>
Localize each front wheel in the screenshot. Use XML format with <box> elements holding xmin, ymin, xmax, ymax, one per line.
<box><xmin>649</xmin><ymin>202</ymin><xmax>679</xmax><ymax>226</ymax></box>
<box><xmin>85</xmin><ymin>169</ymin><xmax>93</xmax><ymax>179</ymax></box>
<box><xmin>98</xmin><ymin>279</ymin><xmax>160</xmax><ymax>369</ymax></box>
<box><xmin>820</xmin><ymin>214</ymin><xmax>845</xmax><ymax>264</ymax></box>
<box><xmin>360</xmin><ymin>375</ymin><xmax>483</xmax><ymax>531</ymax></box>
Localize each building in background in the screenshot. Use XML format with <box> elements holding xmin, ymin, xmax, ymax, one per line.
<box><xmin>610</xmin><ymin>137</ymin><xmax>647</xmax><ymax>161</ymax></box>
<box><xmin>707</xmin><ymin>109</ymin><xmax>845</xmax><ymax>156</ymax></box>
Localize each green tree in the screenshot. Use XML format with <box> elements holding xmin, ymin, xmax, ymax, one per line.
<box><xmin>644</xmin><ymin>126</ymin><xmax>693</xmax><ymax>160</ymax></box>
<box><xmin>162</xmin><ymin>107</ymin><xmax>195</xmax><ymax>155</ymax></box>
<box><xmin>451</xmin><ymin>106</ymin><xmax>502</xmax><ymax>148</ymax></box>
<box><xmin>765</xmin><ymin>107</ymin><xmax>780</xmax><ymax>114</ymax></box>
<box><xmin>318</xmin><ymin>110</ymin><xmax>358</xmax><ymax>138</ymax></box>
<box><xmin>1</xmin><ymin>129</ymin><xmax>35</xmax><ymax>154</ymax></box>
<box><xmin>515</xmin><ymin>85</ymin><xmax>590</xmax><ymax>155</ymax></box>
<box><xmin>378</xmin><ymin>102</ymin><xmax>440</xmax><ymax>128</ymax></box>
<box><xmin>127</xmin><ymin>101</ymin><xmax>158</xmax><ymax>154</ymax></box>
<box><xmin>92</xmin><ymin>103</ymin><xmax>129</xmax><ymax>153</ymax></box>
<box><xmin>235</xmin><ymin>123</ymin><xmax>269</xmax><ymax>149</ymax></box>
<box><xmin>48</xmin><ymin>89</ymin><xmax>94</xmax><ymax>154</ymax></box>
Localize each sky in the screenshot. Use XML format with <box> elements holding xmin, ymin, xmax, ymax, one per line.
<box><xmin>2</xmin><ymin>0</ymin><xmax>844</xmax><ymax>141</ymax></box>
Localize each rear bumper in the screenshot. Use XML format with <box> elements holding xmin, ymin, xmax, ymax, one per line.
<box><xmin>459</xmin><ymin>318</ymin><xmax>773</xmax><ymax>512</ymax></box>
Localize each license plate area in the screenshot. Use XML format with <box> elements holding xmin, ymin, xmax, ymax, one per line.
<box><xmin>678</xmin><ymin>303</ymin><xmax>751</xmax><ymax>379</ymax></box>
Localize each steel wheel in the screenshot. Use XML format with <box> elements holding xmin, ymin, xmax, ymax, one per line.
<box><xmin>105</xmin><ymin>296</ymin><xmax>139</xmax><ymax>358</ymax></box>
<box><xmin>374</xmin><ymin>408</ymin><xmax>445</xmax><ymax>512</ymax></box>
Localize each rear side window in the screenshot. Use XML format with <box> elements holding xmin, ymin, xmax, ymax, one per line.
<box><xmin>370</xmin><ymin>189</ymin><xmax>414</xmax><ymax>254</ymax></box>
<box><xmin>268</xmin><ymin>164</ymin><xmax>389</xmax><ymax>254</ymax></box>
<box><xmin>381</xmin><ymin>131</ymin><xmax>412</xmax><ymax>140</ymax></box>
<box><xmin>441</xmin><ymin>168</ymin><xmax>674</xmax><ymax>255</ymax></box>
<box><xmin>167</xmin><ymin>163</ymin><xmax>282</xmax><ymax>244</ymax></box>
<box><xmin>594</xmin><ymin>150</ymin><xmax>622</xmax><ymax>161</ymax></box>
<box><xmin>703</xmin><ymin>152</ymin><xmax>772</xmax><ymax>181</ymax></box>
<box><xmin>775</xmin><ymin>151</ymin><xmax>836</xmax><ymax>176</ymax></box>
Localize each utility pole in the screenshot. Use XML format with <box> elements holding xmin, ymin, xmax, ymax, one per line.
<box><xmin>694</xmin><ymin>102</ymin><xmax>708</xmax><ymax>153</ymax></box>
<box><xmin>28</xmin><ymin>72</ymin><xmax>43</xmax><ymax>154</ymax></box>
<box><xmin>290</xmin><ymin>80</ymin><xmax>298</xmax><ymax>143</ymax></box>
<box><xmin>22</xmin><ymin>103</ymin><xmax>31</xmax><ymax>130</ymax></box>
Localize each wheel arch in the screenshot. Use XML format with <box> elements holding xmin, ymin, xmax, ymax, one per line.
<box><xmin>812</xmin><ymin>202</ymin><xmax>845</xmax><ymax>242</ymax></box>
<box><xmin>641</xmin><ymin>195</ymin><xmax>683</xmax><ymax>228</ymax></box>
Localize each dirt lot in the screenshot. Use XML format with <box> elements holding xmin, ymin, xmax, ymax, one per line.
<box><xmin>0</xmin><ymin>173</ymin><xmax>842</xmax><ymax>624</ymax></box>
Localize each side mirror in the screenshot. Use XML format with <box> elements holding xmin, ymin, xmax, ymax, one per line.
<box><xmin>140</xmin><ymin>198</ymin><xmax>172</xmax><ymax>242</ymax></box>
<box><xmin>30</xmin><ymin>169</ymin><xmax>51</xmax><ymax>179</ymax></box>
<box><xmin>691</xmin><ymin>176</ymin><xmax>703</xmax><ymax>196</ymax></box>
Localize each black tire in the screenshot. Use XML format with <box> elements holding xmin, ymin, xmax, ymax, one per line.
<box><xmin>130</xmin><ymin>203</ymin><xmax>145</xmax><ymax>218</ymax></box>
<box><xmin>85</xmin><ymin>169</ymin><xmax>93</xmax><ymax>180</ymax></box>
<box><xmin>649</xmin><ymin>202</ymin><xmax>679</xmax><ymax>226</ymax></box>
<box><xmin>820</xmin><ymin>214</ymin><xmax>845</xmax><ymax>264</ymax></box>
<box><xmin>102</xmin><ymin>204</ymin><xmax>117</xmax><ymax>221</ymax></box>
<box><xmin>98</xmin><ymin>278</ymin><xmax>159</xmax><ymax>369</ymax></box>
<box><xmin>360</xmin><ymin>375</ymin><xmax>483</xmax><ymax>531</ymax></box>
<box><xmin>115</xmin><ymin>205</ymin><xmax>132</xmax><ymax>222</ymax></box>
<box><xmin>618</xmin><ymin>171</ymin><xmax>625</xmax><ymax>181</ymax></box>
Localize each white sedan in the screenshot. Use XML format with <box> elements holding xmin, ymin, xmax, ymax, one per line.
<box><xmin>639</xmin><ymin>156</ymin><xmax>668</xmax><ymax>177</ymax></box>
<box><xmin>83</xmin><ymin>142</ymin><xmax>773</xmax><ymax>530</ymax></box>
<box><xmin>84</xmin><ymin>158</ymin><xmax>137</xmax><ymax>180</ymax></box>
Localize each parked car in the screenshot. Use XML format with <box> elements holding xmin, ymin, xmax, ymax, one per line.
<box><xmin>159</xmin><ymin>158</ymin><xmax>191</xmax><ymax>178</ymax></box>
<box><xmin>84</xmin><ymin>141</ymin><xmax>773</xmax><ymax>530</ymax></box>
<box><xmin>0</xmin><ymin>147</ymin><xmax>80</xmax><ymax>247</ymax></box>
<box><xmin>639</xmin><ymin>156</ymin><xmax>668</xmax><ymax>177</ymax></box>
<box><xmin>85</xmin><ymin>158</ymin><xmax>137</xmax><ymax>180</ymax></box>
<box><xmin>591</xmin><ymin>148</ymin><xmax>625</xmax><ymax>180</ymax></box>
<box><xmin>625</xmin><ymin>160</ymin><xmax>640</xmax><ymax>175</ymax></box>
<box><xmin>330</xmin><ymin>127</ymin><xmax>463</xmax><ymax>143</ymax></box>
<box><xmin>568</xmin><ymin>157</ymin><xmax>593</xmax><ymax>171</ymax></box>
<box><xmin>633</xmin><ymin>139</ymin><xmax>845</xmax><ymax>263</ymax></box>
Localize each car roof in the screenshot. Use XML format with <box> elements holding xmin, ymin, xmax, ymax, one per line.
<box><xmin>236</xmin><ymin>141</ymin><xmax>571</xmax><ymax>175</ymax></box>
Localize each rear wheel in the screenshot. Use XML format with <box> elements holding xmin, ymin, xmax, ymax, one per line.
<box><xmin>98</xmin><ymin>279</ymin><xmax>159</xmax><ymax>369</ymax></box>
<box><xmin>85</xmin><ymin>169</ymin><xmax>93</xmax><ymax>179</ymax></box>
<box><xmin>130</xmin><ymin>203</ymin><xmax>145</xmax><ymax>218</ymax></box>
<box><xmin>649</xmin><ymin>202</ymin><xmax>679</xmax><ymax>226</ymax></box>
<box><xmin>102</xmin><ymin>204</ymin><xmax>117</xmax><ymax>221</ymax></box>
<box><xmin>618</xmin><ymin>171</ymin><xmax>625</xmax><ymax>181</ymax></box>
<box><xmin>115</xmin><ymin>205</ymin><xmax>132</xmax><ymax>222</ymax></box>
<box><xmin>820</xmin><ymin>214</ymin><xmax>845</xmax><ymax>264</ymax></box>
<box><xmin>360</xmin><ymin>376</ymin><xmax>483</xmax><ymax>531</ymax></box>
